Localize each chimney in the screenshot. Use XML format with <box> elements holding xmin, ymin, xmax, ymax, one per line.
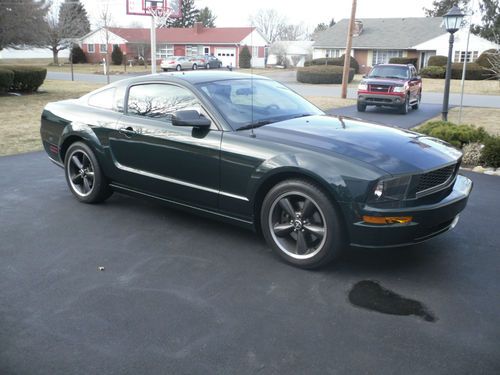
<box><xmin>353</xmin><ymin>20</ymin><xmax>363</xmax><ymax>37</ymax></box>
<box><xmin>193</xmin><ymin>22</ymin><xmax>204</xmax><ymax>34</ymax></box>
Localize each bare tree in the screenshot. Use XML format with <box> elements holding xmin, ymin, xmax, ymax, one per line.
<box><xmin>278</xmin><ymin>23</ymin><xmax>307</xmax><ymax>41</ymax></box>
<box><xmin>484</xmin><ymin>49</ymin><xmax>500</xmax><ymax>84</ymax></box>
<box><xmin>43</xmin><ymin>10</ymin><xmax>68</xmax><ymax>65</ymax></box>
<box><xmin>97</xmin><ymin>4</ymin><xmax>114</xmax><ymax>83</ymax></box>
<box><xmin>249</xmin><ymin>9</ymin><xmax>286</xmax><ymax>43</ymax></box>
<box><xmin>0</xmin><ymin>0</ymin><xmax>48</xmax><ymax>51</ymax></box>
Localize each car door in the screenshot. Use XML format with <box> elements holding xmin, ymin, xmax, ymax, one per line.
<box><xmin>108</xmin><ymin>82</ymin><xmax>222</xmax><ymax>210</ymax></box>
<box><xmin>409</xmin><ymin>66</ymin><xmax>419</xmax><ymax>102</ymax></box>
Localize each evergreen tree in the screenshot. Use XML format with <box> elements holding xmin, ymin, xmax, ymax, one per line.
<box><xmin>314</xmin><ymin>23</ymin><xmax>328</xmax><ymax>34</ymax></box>
<box><xmin>70</xmin><ymin>44</ymin><xmax>86</xmax><ymax>63</ymax></box>
<box><xmin>58</xmin><ymin>0</ymin><xmax>91</xmax><ymax>38</ymax></box>
<box><xmin>423</xmin><ymin>0</ymin><xmax>470</xmax><ymax>17</ymax></box>
<box><xmin>472</xmin><ymin>0</ymin><xmax>499</xmax><ymax>42</ymax></box>
<box><xmin>329</xmin><ymin>18</ymin><xmax>336</xmax><ymax>27</ymax></box>
<box><xmin>197</xmin><ymin>6</ymin><xmax>216</xmax><ymax>27</ymax></box>
<box><xmin>111</xmin><ymin>45</ymin><xmax>124</xmax><ymax>65</ymax></box>
<box><xmin>239</xmin><ymin>45</ymin><xmax>252</xmax><ymax>68</ymax></box>
<box><xmin>166</xmin><ymin>0</ymin><xmax>199</xmax><ymax>28</ymax></box>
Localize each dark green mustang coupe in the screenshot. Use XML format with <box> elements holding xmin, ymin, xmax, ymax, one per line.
<box><xmin>40</xmin><ymin>72</ymin><xmax>472</xmax><ymax>268</ymax></box>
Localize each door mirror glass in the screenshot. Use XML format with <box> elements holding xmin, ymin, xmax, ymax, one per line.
<box><xmin>172</xmin><ymin>110</ymin><xmax>211</xmax><ymax>128</ymax></box>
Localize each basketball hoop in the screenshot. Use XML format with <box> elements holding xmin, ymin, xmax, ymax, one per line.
<box><xmin>146</xmin><ymin>5</ymin><xmax>172</xmax><ymax>28</ymax></box>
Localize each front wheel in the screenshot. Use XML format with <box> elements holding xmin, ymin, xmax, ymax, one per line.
<box><xmin>399</xmin><ymin>94</ymin><xmax>410</xmax><ymax>114</ymax></box>
<box><xmin>260</xmin><ymin>179</ymin><xmax>345</xmax><ymax>269</ymax></box>
<box><xmin>176</xmin><ymin>65</ymin><xmax>182</xmax><ymax>71</ymax></box>
<box><xmin>357</xmin><ymin>101</ymin><xmax>366</xmax><ymax>112</ymax></box>
<box><xmin>205</xmin><ymin>63</ymin><xmax>210</xmax><ymax>69</ymax></box>
<box><xmin>192</xmin><ymin>64</ymin><xmax>198</xmax><ymax>70</ymax></box>
<box><xmin>64</xmin><ymin>142</ymin><xmax>112</xmax><ymax>204</ymax></box>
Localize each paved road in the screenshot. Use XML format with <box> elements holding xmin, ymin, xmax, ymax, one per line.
<box><xmin>1</xmin><ymin>152</ymin><xmax>499</xmax><ymax>374</ymax></box>
<box><xmin>327</xmin><ymin>103</ymin><xmax>445</xmax><ymax>129</ymax></box>
<box><xmin>46</xmin><ymin>71</ymin><xmax>500</xmax><ymax>109</ymax></box>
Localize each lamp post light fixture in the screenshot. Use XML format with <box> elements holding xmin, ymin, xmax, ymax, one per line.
<box><xmin>442</xmin><ymin>5</ymin><xmax>465</xmax><ymax>121</ymax></box>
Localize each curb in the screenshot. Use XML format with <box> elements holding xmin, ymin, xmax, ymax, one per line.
<box><xmin>460</xmin><ymin>166</ymin><xmax>500</xmax><ymax>176</ymax></box>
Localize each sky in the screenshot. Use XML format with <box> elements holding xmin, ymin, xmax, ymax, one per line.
<box><xmin>66</xmin><ymin>0</ymin><xmax>480</xmax><ymax>31</ymax></box>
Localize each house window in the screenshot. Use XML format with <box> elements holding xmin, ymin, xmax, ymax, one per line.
<box><xmin>157</xmin><ymin>44</ymin><xmax>174</xmax><ymax>59</ymax></box>
<box><xmin>372</xmin><ymin>50</ymin><xmax>403</xmax><ymax>65</ymax></box>
<box><xmin>252</xmin><ymin>46</ymin><xmax>258</xmax><ymax>57</ymax></box>
<box><xmin>185</xmin><ymin>45</ymin><xmax>203</xmax><ymax>56</ymax></box>
<box><xmin>87</xmin><ymin>44</ymin><xmax>95</xmax><ymax>53</ymax></box>
<box><xmin>100</xmin><ymin>44</ymin><xmax>107</xmax><ymax>53</ymax></box>
<box><xmin>454</xmin><ymin>50</ymin><xmax>479</xmax><ymax>62</ymax></box>
<box><xmin>326</xmin><ymin>49</ymin><xmax>343</xmax><ymax>58</ymax></box>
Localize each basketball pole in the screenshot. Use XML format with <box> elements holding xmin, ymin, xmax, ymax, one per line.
<box><xmin>150</xmin><ymin>15</ymin><xmax>157</xmax><ymax>74</ymax></box>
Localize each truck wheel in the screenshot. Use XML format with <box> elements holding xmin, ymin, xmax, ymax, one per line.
<box><xmin>412</xmin><ymin>92</ymin><xmax>421</xmax><ymax>110</ymax></box>
<box><xmin>399</xmin><ymin>95</ymin><xmax>410</xmax><ymax>114</ymax></box>
<box><xmin>357</xmin><ymin>102</ymin><xmax>366</xmax><ymax>112</ymax></box>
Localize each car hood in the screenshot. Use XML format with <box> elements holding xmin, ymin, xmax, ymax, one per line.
<box><xmin>252</xmin><ymin>115</ymin><xmax>462</xmax><ymax>175</ymax></box>
<box><xmin>363</xmin><ymin>78</ymin><xmax>407</xmax><ymax>86</ymax></box>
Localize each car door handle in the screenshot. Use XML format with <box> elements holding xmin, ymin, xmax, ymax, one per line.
<box><xmin>118</xmin><ymin>126</ymin><xmax>137</xmax><ymax>137</ymax></box>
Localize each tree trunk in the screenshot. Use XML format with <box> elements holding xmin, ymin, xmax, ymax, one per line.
<box><xmin>52</xmin><ymin>48</ymin><xmax>59</xmax><ymax>65</ymax></box>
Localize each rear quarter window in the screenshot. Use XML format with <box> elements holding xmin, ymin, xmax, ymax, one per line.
<box><xmin>88</xmin><ymin>88</ymin><xmax>116</xmax><ymax>110</ymax></box>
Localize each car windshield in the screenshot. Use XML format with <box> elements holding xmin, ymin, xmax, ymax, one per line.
<box><xmin>368</xmin><ymin>66</ymin><xmax>410</xmax><ymax>79</ymax></box>
<box><xmin>196</xmin><ymin>79</ymin><xmax>323</xmax><ymax>130</ymax></box>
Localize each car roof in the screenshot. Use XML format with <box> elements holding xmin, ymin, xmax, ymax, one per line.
<box><xmin>113</xmin><ymin>71</ymin><xmax>270</xmax><ymax>86</ymax></box>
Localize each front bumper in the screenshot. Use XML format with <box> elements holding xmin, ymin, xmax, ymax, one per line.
<box><xmin>347</xmin><ymin>175</ymin><xmax>473</xmax><ymax>248</ymax></box>
<box><xmin>358</xmin><ymin>92</ymin><xmax>405</xmax><ymax>106</ymax></box>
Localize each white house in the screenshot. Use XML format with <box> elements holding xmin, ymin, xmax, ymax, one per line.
<box><xmin>267</xmin><ymin>41</ymin><xmax>314</xmax><ymax>67</ymax></box>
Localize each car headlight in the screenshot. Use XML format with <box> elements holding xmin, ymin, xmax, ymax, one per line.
<box><xmin>369</xmin><ymin>175</ymin><xmax>411</xmax><ymax>202</ymax></box>
<box><xmin>358</xmin><ymin>82</ymin><xmax>368</xmax><ymax>90</ymax></box>
<box><xmin>393</xmin><ymin>86</ymin><xmax>406</xmax><ymax>93</ymax></box>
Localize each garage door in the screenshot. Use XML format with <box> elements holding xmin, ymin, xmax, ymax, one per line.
<box><xmin>215</xmin><ymin>48</ymin><xmax>236</xmax><ymax>68</ymax></box>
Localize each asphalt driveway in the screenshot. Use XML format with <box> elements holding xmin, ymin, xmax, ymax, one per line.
<box><xmin>1</xmin><ymin>152</ymin><xmax>499</xmax><ymax>374</ymax></box>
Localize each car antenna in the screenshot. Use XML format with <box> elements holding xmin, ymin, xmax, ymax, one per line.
<box><xmin>250</xmin><ymin>22</ymin><xmax>256</xmax><ymax>138</ymax></box>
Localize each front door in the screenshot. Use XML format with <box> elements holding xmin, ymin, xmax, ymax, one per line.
<box><xmin>108</xmin><ymin>83</ymin><xmax>222</xmax><ymax>210</ymax></box>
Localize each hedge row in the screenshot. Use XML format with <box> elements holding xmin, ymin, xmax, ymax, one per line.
<box><xmin>0</xmin><ymin>65</ymin><xmax>47</xmax><ymax>92</ymax></box>
<box><xmin>427</xmin><ymin>55</ymin><xmax>448</xmax><ymax>67</ymax></box>
<box><xmin>476</xmin><ymin>49</ymin><xmax>499</xmax><ymax>69</ymax></box>
<box><xmin>297</xmin><ymin>65</ymin><xmax>355</xmax><ymax>84</ymax></box>
<box><xmin>420</xmin><ymin>62</ymin><xmax>489</xmax><ymax>80</ymax></box>
<box><xmin>388</xmin><ymin>57</ymin><xmax>418</xmax><ymax>67</ymax></box>
<box><xmin>419</xmin><ymin>66</ymin><xmax>446</xmax><ymax>78</ymax></box>
<box><xmin>0</xmin><ymin>68</ymin><xmax>15</xmax><ymax>93</ymax></box>
<box><xmin>304</xmin><ymin>55</ymin><xmax>359</xmax><ymax>73</ymax></box>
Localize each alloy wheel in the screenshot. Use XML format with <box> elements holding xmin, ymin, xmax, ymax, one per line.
<box><xmin>268</xmin><ymin>191</ymin><xmax>327</xmax><ymax>260</ymax></box>
<box><xmin>67</xmin><ymin>150</ymin><xmax>95</xmax><ymax>197</ymax></box>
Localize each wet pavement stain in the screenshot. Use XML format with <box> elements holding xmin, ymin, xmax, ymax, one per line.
<box><xmin>348</xmin><ymin>280</ymin><xmax>437</xmax><ymax>322</ymax></box>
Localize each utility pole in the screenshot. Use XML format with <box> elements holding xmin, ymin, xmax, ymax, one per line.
<box><xmin>341</xmin><ymin>0</ymin><xmax>357</xmax><ymax>99</ymax></box>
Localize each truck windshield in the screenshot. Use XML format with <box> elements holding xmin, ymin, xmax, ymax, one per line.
<box><xmin>369</xmin><ymin>66</ymin><xmax>410</xmax><ymax>79</ymax></box>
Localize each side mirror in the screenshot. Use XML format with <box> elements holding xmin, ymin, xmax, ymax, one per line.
<box><xmin>172</xmin><ymin>110</ymin><xmax>211</xmax><ymax>128</ymax></box>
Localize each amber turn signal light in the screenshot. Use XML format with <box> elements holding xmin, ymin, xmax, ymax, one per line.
<box><xmin>363</xmin><ymin>216</ymin><xmax>413</xmax><ymax>225</ymax></box>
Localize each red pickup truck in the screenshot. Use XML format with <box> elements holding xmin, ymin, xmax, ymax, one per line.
<box><xmin>357</xmin><ymin>64</ymin><xmax>422</xmax><ymax>114</ymax></box>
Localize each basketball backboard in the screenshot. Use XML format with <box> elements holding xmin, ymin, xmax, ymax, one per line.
<box><xmin>126</xmin><ymin>0</ymin><xmax>181</xmax><ymax>18</ymax></box>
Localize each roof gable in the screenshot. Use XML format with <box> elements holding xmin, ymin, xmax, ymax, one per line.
<box><xmin>314</xmin><ymin>17</ymin><xmax>446</xmax><ymax>49</ymax></box>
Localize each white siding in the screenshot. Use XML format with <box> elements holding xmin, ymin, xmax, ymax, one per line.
<box><xmin>81</xmin><ymin>29</ymin><xmax>127</xmax><ymax>45</ymax></box>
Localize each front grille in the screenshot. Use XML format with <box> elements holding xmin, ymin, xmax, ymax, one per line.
<box><xmin>368</xmin><ymin>84</ymin><xmax>391</xmax><ymax>93</ymax></box>
<box><xmin>415</xmin><ymin>164</ymin><xmax>457</xmax><ymax>196</ymax></box>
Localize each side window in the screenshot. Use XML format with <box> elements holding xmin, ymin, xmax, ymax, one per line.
<box><xmin>88</xmin><ymin>88</ymin><xmax>116</xmax><ymax>110</ymax></box>
<box><xmin>127</xmin><ymin>84</ymin><xmax>204</xmax><ymax>120</ymax></box>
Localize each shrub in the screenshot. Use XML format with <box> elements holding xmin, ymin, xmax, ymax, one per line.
<box><xmin>0</xmin><ymin>68</ymin><xmax>15</xmax><ymax>93</ymax></box>
<box><xmin>70</xmin><ymin>45</ymin><xmax>87</xmax><ymax>64</ymax></box>
<box><xmin>111</xmin><ymin>45</ymin><xmax>123</xmax><ymax>65</ymax></box>
<box><xmin>304</xmin><ymin>55</ymin><xmax>359</xmax><ymax>73</ymax></box>
<box><xmin>461</xmin><ymin>142</ymin><xmax>483</xmax><ymax>166</ymax></box>
<box><xmin>388</xmin><ymin>57</ymin><xmax>418</xmax><ymax>67</ymax></box>
<box><xmin>475</xmin><ymin>49</ymin><xmax>498</xmax><ymax>69</ymax></box>
<box><xmin>481</xmin><ymin>137</ymin><xmax>500</xmax><ymax>168</ymax></box>
<box><xmin>239</xmin><ymin>45</ymin><xmax>251</xmax><ymax>68</ymax></box>
<box><xmin>428</xmin><ymin>55</ymin><xmax>448</xmax><ymax>67</ymax></box>
<box><xmin>450</xmin><ymin>62</ymin><xmax>487</xmax><ymax>80</ymax></box>
<box><xmin>417</xmin><ymin>121</ymin><xmax>489</xmax><ymax>148</ymax></box>
<box><xmin>0</xmin><ymin>65</ymin><xmax>47</xmax><ymax>92</ymax></box>
<box><xmin>297</xmin><ymin>65</ymin><xmax>354</xmax><ymax>84</ymax></box>
<box><xmin>419</xmin><ymin>66</ymin><xmax>446</xmax><ymax>78</ymax></box>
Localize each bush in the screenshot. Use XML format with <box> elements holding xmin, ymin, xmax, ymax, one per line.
<box><xmin>0</xmin><ymin>65</ymin><xmax>47</xmax><ymax>92</ymax></box>
<box><xmin>481</xmin><ymin>137</ymin><xmax>500</xmax><ymax>168</ymax></box>
<box><xmin>428</xmin><ymin>55</ymin><xmax>448</xmax><ymax>67</ymax></box>
<box><xmin>297</xmin><ymin>65</ymin><xmax>355</xmax><ymax>84</ymax></box>
<box><xmin>389</xmin><ymin>57</ymin><xmax>418</xmax><ymax>67</ymax></box>
<box><xmin>451</xmin><ymin>62</ymin><xmax>487</xmax><ymax>80</ymax></box>
<box><xmin>239</xmin><ymin>45</ymin><xmax>251</xmax><ymax>68</ymax></box>
<box><xmin>419</xmin><ymin>66</ymin><xmax>446</xmax><ymax>78</ymax></box>
<box><xmin>417</xmin><ymin>121</ymin><xmax>489</xmax><ymax>148</ymax></box>
<box><xmin>476</xmin><ymin>49</ymin><xmax>498</xmax><ymax>69</ymax></box>
<box><xmin>462</xmin><ymin>142</ymin><xmax>483</xmax><ymax>166</ymax></box>
<box><xmin>70</xmin><ymin>45</ymin><xmax>87</xmax><ymax>64</ymax></box>
<box><xmin>0</xmin><ymin>68</ymin><xmax>15</xmax><ymax>93</ymax></box>
<box><xmin>304</xmin><ymin>55</ymin><xmax>359</xmax><ymax>73</ymax></box>
<box><xmin>111</xmin><ymin>45</ymin><xmax>123</xmax><ymax>65</ymax></box>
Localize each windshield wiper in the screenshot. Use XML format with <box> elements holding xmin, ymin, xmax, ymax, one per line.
<box><xmin>236</xmin><ymin>120</ymin><xmax>274</xmax><ymax>131</ymax></box>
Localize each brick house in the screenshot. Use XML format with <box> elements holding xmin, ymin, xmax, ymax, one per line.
<box><xmin>79</xmin><ymin>23</ymin><xmax>268</xmax><ymax>68</ymax></box>
<box><xmin>313</xmin><ymin>18</ymin><xmax>499</xmax><ymax>74</ymax></box>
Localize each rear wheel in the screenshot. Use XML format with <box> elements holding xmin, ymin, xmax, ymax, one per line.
<box><xmin>260</xmin><ymin>179</ymin><xmax>344</xmax><ymax>269</ymax></box>
<box><xmin>412</xmin><ymin>92</ymin><xmax>421</xmax><ymax>110</ymax></box>
<box><xmin>218</xmin><ymin>62</ymin><xmax>222</xmax><ymax>69</ymax></box>
<box><xmin>64</xmin><ymin>142</ymin><xmax>112</xmax><ymax>204</ymax></box>
<box><xmin>357</xmin><ymin>101</ymin><xmax>366</xmax><ymax>112</ymax></box>
<box><xmin>206</xmin><ymin>63</ymin><xmax>210</xmax><ymax>69</ymax></box>
<box><xmin>162</xmin><ymin>68</ymin><xmax>168</xmax><ymax>72</ymax></box>
<box><xmin>192</xmin><ymin>64</ymin><xmax>198</xmax><ymax>70</ymax></box>
<box><xmin>176</xmin><ymin>65</ymin><xmax>182</xmax><ymax>71</ymax></box>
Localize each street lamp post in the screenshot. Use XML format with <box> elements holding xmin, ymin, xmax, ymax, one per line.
<box><xmin>442</xmin><ymin>6</ymin><xmax>465</xmax><ymax>121</ymax></box>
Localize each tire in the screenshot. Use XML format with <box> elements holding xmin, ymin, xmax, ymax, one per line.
<box><xmin>412</xmin><ymin>92</ymin><xmax>421</xmax><ymax>110</ymax></box>
<box><xmin>176</xmin><ymin>65</ymin><xmax>182</xmax><ymax>71</ymax></box>
<box><xmin>192</xmin><ymin>64</ymin><xmax>198</xmax><ymax>70</ymax></box>
<box><xmin>64</xmin><ymin>142</ymin><xmax>112</xmax><ymax>204</ymax></box>
<box><xmin>218</xmin><ymin>63</ymin><xmax>222</xmax><ymax>69</ymax></box>
<box><xmin>260</xmin><ymin>179</ymin><xmax>345</xmax><ymax>269</ymax></box>
<box><xmin>206</xmin><ymin>63</ymin><xmax>210</xmax><ymax>69</ymax></box>
<box><xmin>162</xmin><ymin>68</ymin><xmax>168</xmax><ymax>72</ymax></box>
<box><xmin>399</xmin><ymin>94</ymin><xmax>410</xmax><ymax>114</ymax></box>
<box><xmin>357</xmin><ymin>101</ymin><xmax>366</xmax><ymax>112</ymax></box>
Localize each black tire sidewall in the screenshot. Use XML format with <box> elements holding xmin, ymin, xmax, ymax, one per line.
<box><xmin>64</xmin><ymin>142</ymin><xmax>111</xmax><ymax>204</ymax></box>
<box><xmin>260</xmin><ymin>179</ymin><xmax>344</xmax><ymax>269</ymax></box>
